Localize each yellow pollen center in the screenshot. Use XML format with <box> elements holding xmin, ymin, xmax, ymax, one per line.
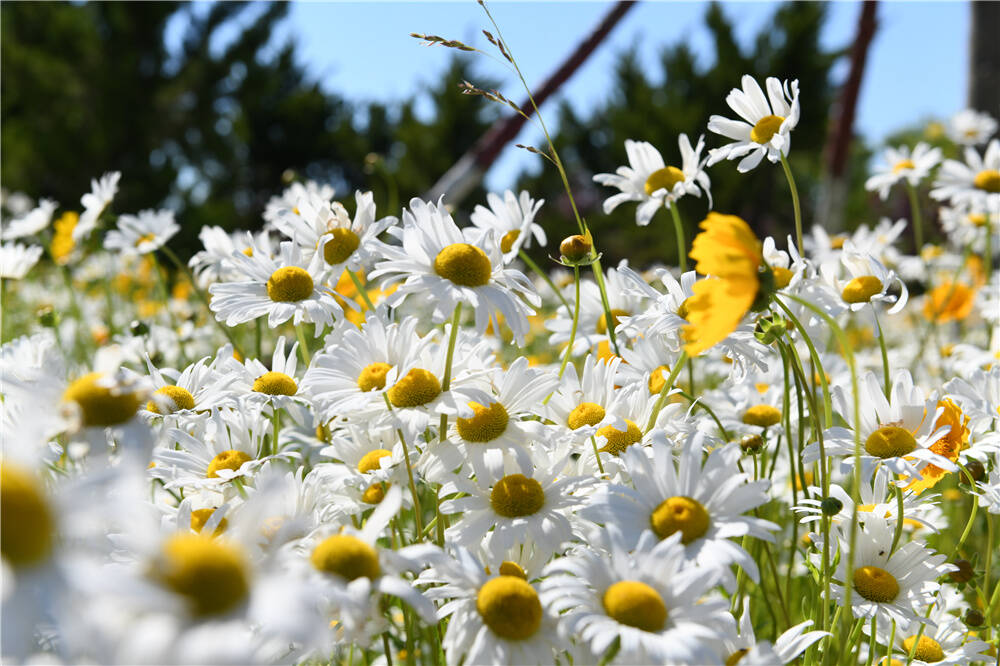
<box><xmin>892</xmin><ymin>159</ymin><xmax>916</xmax><ymax>173</ymax></box>
<box><xmin>742</xmin><ymin>404</ymin><xmax>782</xmax><ymax>428</ymax></box>
<box><xmin>490</xmin><ymin>474</ymin><xmax>545</xmax><ymax>518</ymax></box>
<box><xmin>597</xmin><ymin>308</ymin><xmax>629</xmax><ymax>334</ymax></box>
<box><xmin>853</xmin><ymin>565</ymin><xmax>900</xmax><ymax>602</ymax></box>
<box><xmin>266</xmin><ymin>266</ymin><xmax>313</xmax><ymax>302</ymax></box>
<box><xmin>433</xmin><ymin>243</ymin><xmax>491</xmax><ymax>287</ymax></box>
<box><xmin>190</xmin><ymin>508</ymin><xmax>228</xmax><ymax>537</ymax></box>
<box><xmin>206</xmin><ymin>450</ymin><xmax>252</xmax><ymax>478</ymax></box>
<box><xmin>253</xmin><ymin>371</ymin><xmax>298</xmax><ymax>396</ymax></box>
<box><xmin>750</xmin><ymin>114</ymin><xmax>785</xmax><ymax>144</ymax></box>
<box><xmin>726</xmin><ymin>649</ymin><xmax>749</xmax><ymax>666</ymax></box>
<box><xmin>498</xmin><ymin>561</ymin><xmax>527</xmax><ymax>579</ymax></box>
<box><xmin>773</xmin><ymin>266</ymin><xmax>793</xmax><ymax>289</ymax></box>
<box><xmin>568</xmin><ymin>402</ymin><xmax>606</xmax><ymax>430</ymax></box>
<box><xmin>500</xmin><ymin>230</ymin><xmax>521</xmax><ymax>254</ymax></box>
<box><xmin>357</xmin><ymin>362</ymin><xmax>392</xmax><ymax>392</ymax></box>
<box><xmin>902</xmin><ymin>635</ymin><xmax>944</xmax><ymax>663</ymax></box>
<box><xmin>602</xmin><ymin>580</ymin><xmax>668</xmax><ymax>632</ymax></box>
<box><xmin>973</xmin><ymin>169</ymin><xmax>1000</xmax><ymax>193</ymax></box>
<box><xmin>311</xmin><ymin>534</ymin><xmax>381</xmax><ymax>581</ymax></box>
<box><xmin>135</xmin><ymin>233</ymin><xmax>157</xmax><ymax>247</ymax></box>
<box><xmin>968</xmin><ymin>213</ymin><xmax>988</xmax><ymax>228</ymax></box>
<box><xmin>322</xmin><ymin>228</ymin><xmax>361</xmax><ymax>265</ymax></box>
<box><xmin>648</xmin><ymin>365</ymin><xmax>671</xmax><ymax>395</ymax></box>
<box><xmin>830</xmin><ymin>236</ymin><xmax>847</xmax><ymax>250</ymax></box>
<box><xmin>156</xmin><ymin>534</ymin><xmax>249</xmax><ymax>617</ymax></box>
<box><xmin>644</xmin><ymin>166</ymin><xmax>686</xmax><ymax>196</ymax></box>
<box><xmin>841</xmin><ymin>275</ymin><xmax>883</xmax><ymax>303</ymax></box>
<box><xmin>63</xmin><ymin>372</ymin><xmax>142</xmax><ymax>427</ymax></box>
<box><xmin>147</xmin><ymin>385</ymin><xmax>196</xmax><ymax>414</ymax></box>
<box><xmin>361</xmin><ymin>483</ymin><xmax>386</xmax><ymax>504</ymax></box>
<box><xmin>596</xmin><ymin>419</ymin><xmax>643</xmax><ymax>455</ymax></box>
<box><xmin>358</xmin><ymin>449</ymin><xmax>391</xmax><ymax>474</ymax></box>
<box><xmin>1</xmin><ymin>464</ymin><xmax>54</xmax><ymax>567</ymax></box>
<box><xmin>242</xmin><ymin>247</ymin><xmax>254</xmax><ymax>257</ymax></box>
<box><xmin>865</xmin><ymin>425</ymin><xmax>918</xmax><ymax>459</ymax></box>
<box><xmin>476</xmin><ymin>576</ymin><xmax>542</xmax><ymax>640</ymax></box>
<box><xmin>386</xmin><ymin>368</ymin><xmax>441</xmax><ymax>408</ymax></box>
<box><xmin>650</xmin><ymin>495</ymin><xmax>710</xmax><ymax>544</ymax></box>
<box><xmin>456</xmin><ymin>401</ymin><xmax>510</xmax><ymax>442</ymax></box>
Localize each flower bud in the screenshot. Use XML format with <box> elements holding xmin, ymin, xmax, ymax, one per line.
<box><xmin>963</xmin><ymin>459</ymin><xmax>985</xmax><ymax>483</ymax></box>
<box><xmin>820</xmin><ymin>497</ymin><xmax>843</xmax><ymax>516</ymax></box>
<box><xmin>37</xmin><ymin>305</ymin><xmax>57</xmax><ymax>328</ymax></box>
<box><xmin>739</xmin><ymin>434</ymin><xmax>765</xmax><ymax>454</ymax></box>
<box><xmin>559</xmin><ymin>235</ymin><xmax>592</xmax><ymax>263</ymax></box>
<box><xmin>963</xmin><ymin>609</ymin><xmax>984</xmax><ymax>627</ymax></box>
<box><xmin>949</xmin><ymin>559</ymin><xmax>974</xmax><ymax>583</ymax></box>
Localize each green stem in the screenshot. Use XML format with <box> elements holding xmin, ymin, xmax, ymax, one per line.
<box><xmin>294</xmin><ymin>324</ymin><xmax>312</xmax><ymax>365</ymax></box>
<box><xmin>591</xmin><ymin>258</ymin><xmax>621</xmax><ymax>355</ymax></box>
<box><xmin>645</xmin><ymin>351</ymin><xmax>688</xmax><ymax>432</ymax></box>
<box><xmin>557</xmin><ymin>267</ymin><xmax>581</xmax><ymax>380</ymax></box>
<box><xmin>773</xmin><ymin>298</ymin><xmax>834</xmax><ymax>428</ymax></box>
<box><xmin>668</xmin><ymin>204</ymin><xmax>688</xmax><ymax>272</ymax></box>
<box><xmin>589</xmin><ymin>435</ymin><xmax>606</xmax><ymax>476</ymax></box>
<box><xmin>779</xmin><ymin>153</ymin><xmax>804</xmax><ymax>256</ymax></box>
<box><xmin>384</xmin><ymin>394</ymin><xmax>423</xmax><ymax>540</ymax></box>
<box><xmin>519</xmin><ymin>250</ymin><xmax>570</xmax><ymax>313</ymax></box>
<box><xmin>905</xmin><ymin>181</ymin><xmax>923</xmax><ymax>252</ymax></box>
<box><xmin>890</xmin><ymin>484</ymin><xmax>905</xmax><ymax>555</ymax></box>
<box><xmin>865</xmin><ymin>616</ymin><xmax>878</xmax><ymax>666</ymax></box>
<box><xmin>873</xmin><ymin>308</ymin><xmax>892</xmax><ymax>400</ymax></box>
<box><xmin>347</xmin><ymin>268</ymin><xmax>376</xmax><ymax>311</ymax></box>
<box><xmin>438</xmin><ymin>303</ymin><xmax>463</xmax><ymax>443</ymax></box>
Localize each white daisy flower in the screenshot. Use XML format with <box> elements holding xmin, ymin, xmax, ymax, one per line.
<box><xmin>718</xmin><ymin>598</ymin><xmax>828</xmax><ymax>665</ymax></box>
<box><xmin>931</xmin><ymin>139</ymin><xmax>1000</xmax><ymax>210</ymax></box>
<box><xmin>416</xmin><ymin>546</ymin><xmax>569</xmax><ymax>665</ymax></box>
<box><xmin>317</xmin><ymin>422</ymin><xmax>412</xmax><ymax>513</ymax></box>
<box><xmin>821</xmin><ymin>516</ymin><xmax>954</xmax><ymax>627</ymax></box>
<box><xmin>229</xmin><ymin>336</ymin><xmax>311</xmax><ymax>413</ymax></box>
<box><xmin>821</xmin><ymin>241</ymin><xmax>908</xmax><ymax>313</ymax></box>
<box><xmin>614</xmin><ymin>265</ymin><xmax>695</xmax><ymax>346</ymax></box>
<box><xmin>439</xmin><ymin>446</ymin><xmax>593</xmax><ymax>561</ymax></box>
<box><xmin>188</xmin><ymin>226</ymin><xmax>275</xmax><ymax>287</ymax></box>
<box><xmin>0</xmin><ymin>198</ymin><xmax>57</xmax><ymax>241</ymax></box>
<box><xmin>582</xmin><ymin>436</ymin><xmax>777</xmax><ymax>586</ymax></box>
<box><xmin>707</xmin><ymin>75</ymin><xmax>801</xmax><ymax>172</ymax></box>
<box><xmin>887</xmin><ymin>611</ymin><xmax>992</xmax><ymax>665</ymax></box>
<box><xmin>938</xmin><ymin>204</ymin><xmax>997</xmax><ymax>255</ymax></box>
<box><xmin>105</xmin><ymin>209</ymin><xmax>179</xmax><ymax>256</ymax></box>
<box><xmin>369</xmin><ymin>197</ymin><xmax>540</xmax><ymax>345</ymax></box>
<box><xmin>76</xmin><ymin>171</ymin><xmax>121</xmax><ymax>241</ymax></box>
<box><xmin>803</xmin><ymin>370</ymin><xmax>956</xmax><ymax>484</ymax></box>
<box><xmin>541</xmin><ymin>526</ymin><xmax>731</xmax><ymax>665</ymax></box>
<box><xmin>274</xmin><ymin>190</ymin><xmax>395</xmax><ymax>274</ymax></box>
<box><xmin>593</xmin><ymin>136</ymin><xmax>711</xmax><ymax>226</ymax></box>
<box><xmin>947</xmin><ymin>108</ymin><xmax>998</xmax><ymax>146</ymax></box>
<box><xmin>0</xmin><ymin>242</ymin><xmax>44</xmax><ymax>279</ymax></box>
<box><xmin>208</xmin><ymin>239</ymin><xmax>342</xmax><ymax>333</ymax></box>
<box><xmin>470</xmin><ymin>189</ymin><xmax>546</xmax><ymax>262</ymax></box>
<box><xmin>142</xmin><ymin>354</ymin><xmax>239</xmax><ymax>419</ymax></box>
<box><xmin>262</xmin><ymin>179</ymin><xmax>336</xmax><ymax>226</ymax></box>
<box><xmin>865</xmin><ymin>143</ymin><xmax>942</xmax><ymax>200</ymax></box>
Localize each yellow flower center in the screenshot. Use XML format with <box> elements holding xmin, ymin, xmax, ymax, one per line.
<box><xmin>596</xmin><ymin>419</ymin><xmax>643</xmax><ymax>455</ymax></box>
<box><xmin>358</xmin><ymin>449</ymin><xmax>392</xmax><ymax>474</ymax></box>
<box><xmin>568</xmin><ymin>402</ymin><xmax>606</xmax><ymax>430</ymax></box>
<box><xmin>190</xmin><ymin>508</ymin><xmax>228</xmax><ymax>537</ymax></box>
<box><xmin>853</xmin><ymin>565</ymin><xmax>900</xmax><ymax>602</ymax></box>
<box><xmin>892</xmin><ymin>159</ymin><xmax>916</xmax><ymax>174</ymax></box>
<box><xmin>750</xmin><ymin>114</ymin><xmax>785</xmax><ymax>144</ymax></box>
<box><xmin>902</xmin><ymin>635</ymin><xmax>944</xmax><ymax>663</ymax></box>
<box><xmin>841</xmin><ymin>275</ymin><xmax>883</xmax><ymax>304</ymax></box>
<box><xmin>476</xmin><ymin>576</ymin><xmax>542</xmax><ymax>640</ymax></box>
<box><xmin>973</xmin><ymin>169</ymin><xmax>1000</xmax><ymax>193</ymax></box>
<box><xmin>361</xmin><ymin>483</ymin><xmax>386</xmax><ymax>504</ymax></box>
<box><xmin>968</xmin><ymin>213</ymin><xmax>988</xmax><ymax>228</ymax></box>
<box><xmin>456</xmin><ymin>401</ymin><xmax>510</xmax><ymax>442</ymax></box>
<box><xmin>498</xmin><ymin>560</ymin><xmax>527</xmax><ymax>579</ymax></box>
<box><xmin>266</xmin><ymin>266</ymin><xmax>313</xmax><ymax>302</ymax></box>
<box><xmin>596</xmin><ymin>308</ymin><xmax>629</xmax><ymax>335</ymax></box>
<box><xmin>726</xmin><ymin>649</ymin><xmax>749</xmax><ymax>666</ymax></box>
<box><xmin>602</xmin><ymin>580</ymin><xmax>668</xmax><ymax>632</ymax></box>
<box><xmin>322</xmin><ymin>228</ymin><xmax>361</xmax><ymax>265</ymax></box>
<box><xmin>644</xmin><ymin>166</ymin><xmax>686</xmax><ymax>196</ymax></box>
<box><xmin>490</xmin><ymin>474</ymin><xmax>545</xmax><ymax>518</ymax></box>
<box><xmin>433</xmin><ymin>243</ymin><xmax>491</xmax><ymax>287</ymax></box>
<box><xmin>865</xmin><ymin>425</ymin><xmax>917</xmax><ymax>459</ymax></box>
<box><xmin>252</xmin><ymin>371</ymin><xmax>298</xmax><ymax>396</ymax></box>
<box><xmin>650</xmin><ymin>495</ymin><xmax>710</xmax><ymax>544</ymax></box>
<box><xmin>500</xmin><ymin>230</ymin><xmax>521</xmax><ymax>254</ymax></box>
<box><xmin>310</xmin><ymin>534</ymin><xmax>381</xmax><ymax>581</ymax></box>
<box><xmin>357</xmin><ymin>362</ymin><xmax>392</xmax><ymax>392</ymax></box>
<box><xmin>648</xmin><ymin>365</ymin><xmax>671</xmax><ymax>395</ymax></box>
<box><xmin>242</xmin><ymin>247</ymin><xmax>254</xmax><ymax>257</ymax></box>
<box><xmin>1</xmin><ymin>465</ymin><xmax>54</xmax><ymax>567</ymax></box>
<box><xmin>386</xmin><ymin>368</ymin><xmax>441</xmax><ymax>408</ymax></box>
<box><xmin>156</xmin><ymin>534</ymin><xmax>249</xmax><ymax>617</ymax></box>
<box><xmin>773</xmin><ymin>266</ymin><xmax>793</xmax><ymax>289</ymax></box>
<box><xmin>63</xmin><ymin>372</ymin><xmax>142</xmax><ymax>428</ymax></box>
<box><xmin>830</xmin><ymin>236</ymin><xmax>847</xmax><ymax>250</ymax></box>
<box><xmin>742</xmin><ymin>404</ymin><xmax>782</xmax><ymax>428</ymax></box>
<box><xmin>206</xmin><ymin>450</ymin><xmax>252</xmax><ymax>478</ymax></box>
<box><xmin>147</xmin><ymin>385</ymin><xmax>196</xmax><ymax>414</ymax></box>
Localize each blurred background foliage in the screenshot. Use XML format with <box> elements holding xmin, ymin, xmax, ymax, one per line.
<box><xmin>3</xmin><ymin>1</ymin><xmax>888</xmax><ymax>263</ymax></box>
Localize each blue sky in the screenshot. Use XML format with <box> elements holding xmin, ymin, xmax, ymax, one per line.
<box><xmin>173</xmin><ymin>2</ymin><xmax>970</xmax><ymax>190</ymax></box>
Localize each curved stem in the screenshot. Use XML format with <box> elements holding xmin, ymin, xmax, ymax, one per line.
<box><xmin>779</xmin><ymin>153</ymin><xmax>804</xmax><ymax>256</ymax></box>
<box><xmin>890</xmin><ymin>484</ymin><xmax>905</xmax><ymax>555</ymax></box>
<box><xmin>645</xmin><ymin>351</ymin><xmax>688</xmax><ymax>432</ymax></box>
<box><xmin>519</xmin><ymin>250</ymin><xmax>570</xmax><ymax>313</ymax></box>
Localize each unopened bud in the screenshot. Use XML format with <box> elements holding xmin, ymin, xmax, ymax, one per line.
<box><xmin>130</xmin><ymin>320</ymin><xmax>150</xmax><ymax>336</ymax></box>
<box><xmin>37</xmin><ymin>305</ymin><xmax>56</xmax><ymax>328</ymax></box>
<box><xmin>739</xmin><ymin>434</ymin><xmax>765</xmax><ymax>454</ymax></box>
<box><xmin>949</xmin><ymin>559</ymin><xmax>974</xmax><ymax>583</ymax></box>
<box><xmin>559</xmin><ymin>235</ymin><xmax>592</xmax><ymax>263</ymax></box>
<box><xmin>963</xmin><ymin>609</ymin><xmax>984</xmax><ymax>627</ymax></box>
<box><xmin>963</xmin><ymin>460</ymin><xmax>985</xmax><ymax>483</ymax></box>
<box><xmin>820</xmin><ymin>497</ymin><xmax>843</xmax><ymax>516</ymax></box>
